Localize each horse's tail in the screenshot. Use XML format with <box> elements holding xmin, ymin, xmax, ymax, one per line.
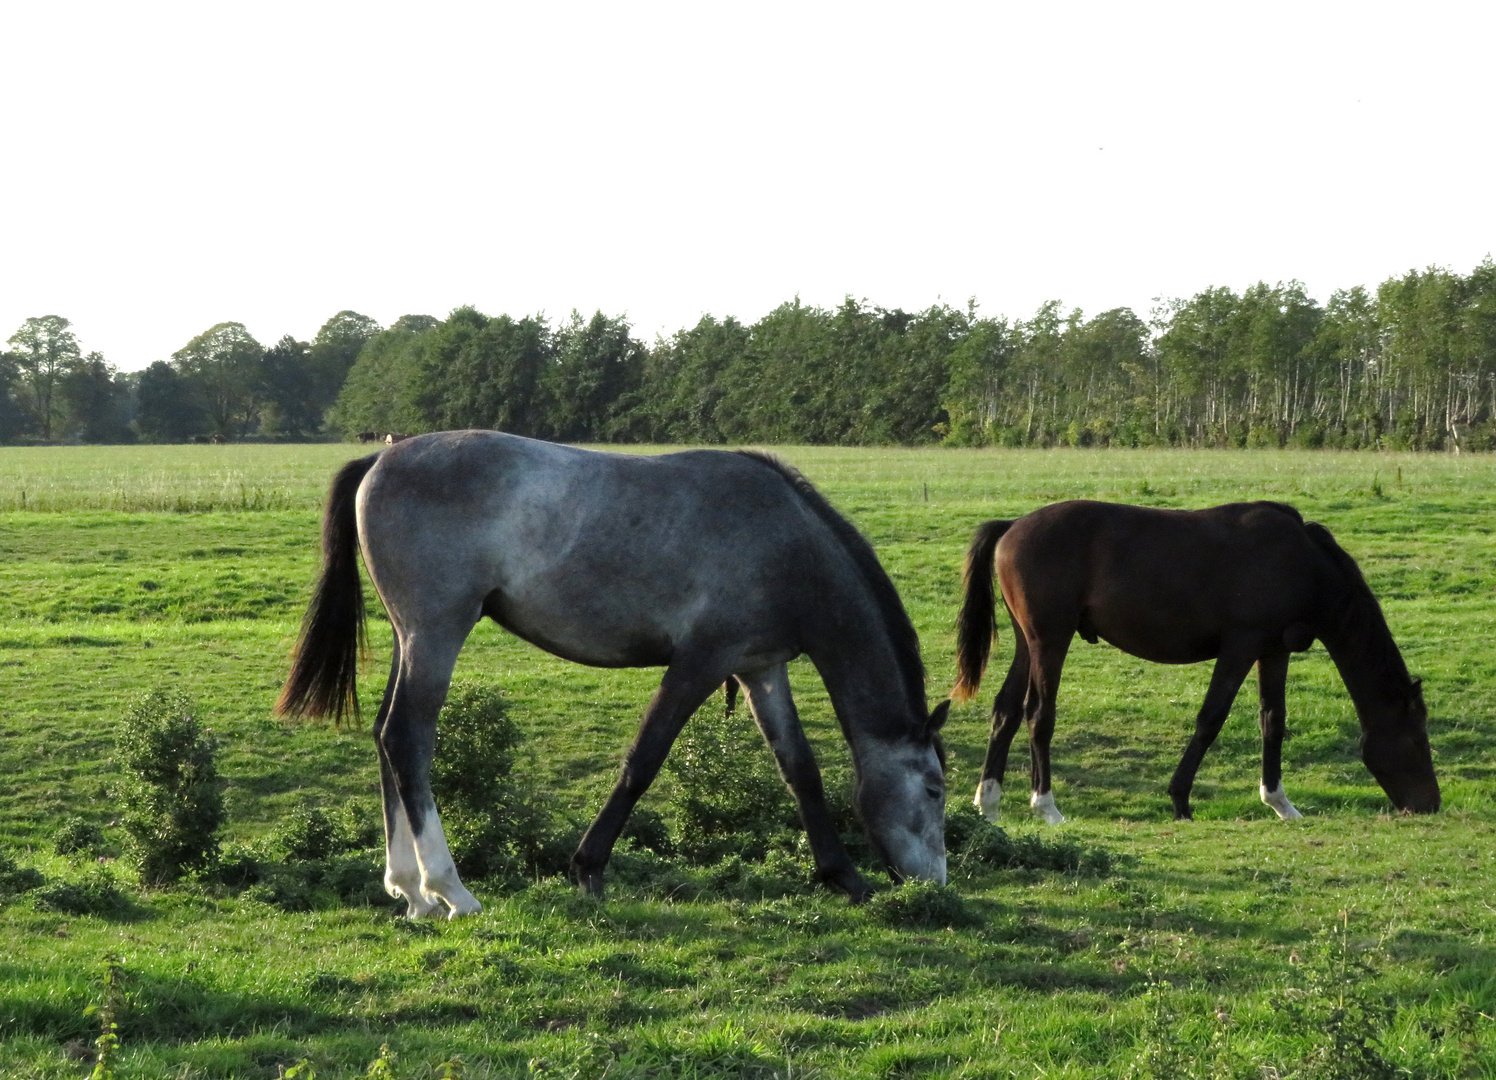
<box><xmin>275</xmin><ymin>454</ymin><xmax>380</xmax><ymax>723</ymax></box>
<box><xmin>952</xmin><ymin>519</ymin><xmax>1014</xmax><ymax>703</ymax></box>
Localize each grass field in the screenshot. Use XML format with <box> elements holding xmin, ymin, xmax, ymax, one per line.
<box><xmin>1</xmin><ymin>444</ymin><xmax>1493</xmax><ymax>1078</ymax></box>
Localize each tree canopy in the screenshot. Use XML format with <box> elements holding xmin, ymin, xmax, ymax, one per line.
<box><xmin>6</xmin><ymin>262</ymin><xmax>1496</xmax><ymax>449</ymax></box>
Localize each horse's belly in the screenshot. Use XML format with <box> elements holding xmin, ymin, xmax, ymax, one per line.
<box><xmin>482</xmin><ymin>588</ymin><xmax>678</xmax><ymax>668</ymax></box>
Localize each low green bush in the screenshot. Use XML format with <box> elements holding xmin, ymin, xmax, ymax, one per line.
<box><xmin>662</xmin><ymin>706</ymin><xmax>798</xmax><ymax>863</ymax></box>
<box><xmin>865</xmin><ymin>879</ymin><xmax>976</xmax><ymax>928</ymax></box>
<box><xmin>53</xmin><ymin>816</ymin><xmax>108</xmax><ymax>858</ymax></box>
<box><xmin>32</xmin><ymin>867</ymin><xmax>130</xmax><ymax>918</ymax></box>
<box><xmin>114</xmin><ymin>688</ymin><xmax>223</xmax><ymax>885</ymax></box>
<box><xmin>432</xmin><ymin>681</ymin><xmax>573</xmax><ymax>881</ymax></box>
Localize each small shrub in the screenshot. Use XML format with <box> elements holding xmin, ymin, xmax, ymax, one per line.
<box><xmin>55</xmin><ymin>816</ymin><xmax>108</xmax><ymax>857</ymax></box>
<box><xmin>431</xmin><ymin>681</ymin><xmax>557</xmax><ymax>880</ymax></box>
<box><xmin>33</xmin><ymin>867</ymin><xmax>131</xmax><ymax>917</ymax></box>
<box><xmin>0</xmin><ymin>851</ymin><xmax>46</xmax><ymax>897</ymax></box>
<box><xmin>865</xmin><ymin>879</ymin><xmax>975</xmax><ymax>928</ymax></box>
<box><xmin>114</xmin><ymin>688</ymin><xmax>223</xmax><ymax>884</ymax></box>
<box><xmin>270</xmin><ymin>800</ymin><xmax>370</xmax><ymax>861</ymax></box>
<box><xmin>663</xmin><ymin>707</ymin><xmax>796</xmax><ymax>862</ymax></box>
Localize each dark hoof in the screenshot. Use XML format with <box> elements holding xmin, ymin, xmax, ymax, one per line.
<box><xmin>1173</xmin><ymin>809</ymin><xmax>1194</xmax><ymax>821</ymax></box>
<box><xmin>571</xmin><ymin>863</ymin><xmax>605</xmax><ymax>898</ymax></box>
<box><xmin>819</xmin><ymin>866</ymin><xmax>872</xmax><ymax>903</ymax></box>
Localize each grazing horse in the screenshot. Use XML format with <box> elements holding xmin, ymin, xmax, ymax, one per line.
<box><xmin>952</xmin><ymin>500</ymin><xmax>1439</xmax><ymax>823</ymax></box>
<box><xmin>277</xmin><ymin>431</ymin><xmax>949</xmax><ymax>917</ymax></box>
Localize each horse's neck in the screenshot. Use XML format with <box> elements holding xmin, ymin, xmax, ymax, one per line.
<box><xmin>809</xmin><ymin>621</ymin><xmax>922</xmax><ymax>747</ymax></box>
<box><xmin>1319</xmin><ymin>598</ymin><xmax>1410</xmax><ymax>724</ymax></box>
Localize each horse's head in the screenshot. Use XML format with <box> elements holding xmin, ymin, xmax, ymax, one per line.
<box><xmin>1360</xmin><ymin>679</ymin><xmax>1440</xmax><ymax>814</ymax></box>
<box><xmin>855</xmin><ymin>700</ymin><xmax>950</xmax><ymax>885</ymax></box>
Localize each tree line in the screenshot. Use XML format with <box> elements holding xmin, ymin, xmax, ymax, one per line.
<box><xmin>6</xmin><ymin>259</ymin><xmax>1495</xmax><ymax>449</ymax></box>
<box><xmin>0</xmin><ymin>312</ymin><xmax>380</xmax><ymax>444</ymax></box>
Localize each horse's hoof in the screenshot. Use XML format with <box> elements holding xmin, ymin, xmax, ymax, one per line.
<box><xmin>573</xmin><ymin>868</ymin><xmax>605</xmax><ymax>898</ymax></box>
<box><xmin>1030</xmin><ymin>791</ymin><xmax>1065</xmax><ymax>825</ymax></box>
<box><xmin>975</xmin><ymin>779</ymin><xmax>1002</xmax><ymax>822</ymax></box>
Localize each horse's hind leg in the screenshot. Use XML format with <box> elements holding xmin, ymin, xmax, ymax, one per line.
<box><xmin>371</xmin><ymin>643</ymin><xmax>427</xmax><ymax>915</ymax></box>
<box><xmin>1025</xmin><ymin>636</ymin><xmax>1071</xmax><ymax>825</ymax></box>
<box><xmin>739</xmin><ymin>664</ymin><xmax>871</xmax><ymax>902</ymax></box>
<box><xmin>1167</xmin><ymin>644</ymin><xmax>1257</xmax><ymax>821</ymax></box>
<box><xmin>572</xmin><ymin>654</ymin><xmax>730</xmax><ymax>897</ymax></box>
<box><xmin>1256</xmin><ymin>652</ymin><xmax>1301</xmax><ymax>820</ymax></box>
<box><xmin>376</xmin><ymin>624</ymin><xmax>481</xmax><ymax>918</ymax></box>
<box><xmin>976</xmin><ymin>637</ymin><xmax>1029</xmax><ymax>822</ymax></box>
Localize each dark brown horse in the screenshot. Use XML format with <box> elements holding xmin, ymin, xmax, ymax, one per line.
<box><xmin>952</xmin><ymin>500</ymin><xmax>1439</xmax><ymax>823</ymax></box>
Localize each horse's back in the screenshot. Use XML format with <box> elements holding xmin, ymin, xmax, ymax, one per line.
<box><xmin>354</xmin><ymin>431</ymin><xmax>832</xmax><ymax>668</ymax></box>
<box><xmin>998</xmin><ymin>499</ymin><xmax>1326</xmax><ymax>662</ymax></box>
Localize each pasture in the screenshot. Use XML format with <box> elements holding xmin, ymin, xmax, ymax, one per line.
<box><xmin>0</xmin><ymin>444</ymin><xmax>1493</xmax><ymax>1078</ymax></box>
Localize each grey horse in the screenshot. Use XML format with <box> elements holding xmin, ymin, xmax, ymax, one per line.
<box><xmin>277</xmin><ymin>431</ymin><xmax>949</xmax><ymax>917</ymax></box>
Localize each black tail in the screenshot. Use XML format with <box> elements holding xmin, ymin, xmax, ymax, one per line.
<box><xmin>275</xmin><ymin>455</ymin><xmax>379</xmax><ymax>723</ymax></box>
<box><xmin>952</xmin><ymin>519</ymin><xmax>1014</xmax><ymax>703</ymax></box>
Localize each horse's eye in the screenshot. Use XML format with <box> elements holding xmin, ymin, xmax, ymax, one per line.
<box><xmin>925</xmin><ymin>785</ymin><xmax>943</xmax><ymax>801</ymax></box>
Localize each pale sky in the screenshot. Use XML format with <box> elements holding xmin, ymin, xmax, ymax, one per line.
<box><xmin>2</xmin><ymin>1</ymin><xmax>1493</xmax><ymax>371</ymax></box>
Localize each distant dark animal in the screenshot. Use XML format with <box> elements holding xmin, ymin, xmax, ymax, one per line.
<box><xmin>384</xmin><ymin>433</ymin><xmax>413</xmax><ymax>445</ymax></box>
<box><xmin>277</xmin><ymin>431</ymin><xmax>949</xmax><ymax>918</ymax></box>
<box><xmin>952</xmin><ymin>500</ymin><xmax>1439</xmax><ymax>823</ymax></box>
<box><xmin>209</xmin><ymin>433</ymin><xmax>227</xmax><ymax>445</ymax></box>
<box><xmin>190</xmin><ymin>435</ymin><xmax>210</xmax><ymax>445</ymax></box>
<box><xmin>357</xmin><ymin>431</ymin><xmax>379</xmax><ymax>444</ymax></box>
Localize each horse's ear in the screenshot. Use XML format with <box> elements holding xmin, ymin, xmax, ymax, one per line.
<box><xmin>927</xmin><ymin>699</ymin><xmax>951</xmax><ymax>736</ymax></box>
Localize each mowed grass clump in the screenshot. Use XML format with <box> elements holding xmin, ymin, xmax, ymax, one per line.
<box><xmin>1</xmin><ymin>444</ymin><xmax>1494</xmax><ymax>1077</ymax></box>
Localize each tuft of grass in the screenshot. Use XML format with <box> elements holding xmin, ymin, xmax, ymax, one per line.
<box><xmin>865</xmin><ymin>879</ymin><xmax>977</xmax><ymax>928</ymax></box>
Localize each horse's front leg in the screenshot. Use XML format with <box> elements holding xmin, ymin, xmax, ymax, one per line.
<box><xmin>572</xmin><ymin>656</ymin><xmax>728</xmax><ymax>897</ymax></box>
<box><xmin>1167</xmin><ymin>644</ymin><xmax>1256</xmax><ymax>820</ymax></box>
<box><xmin>738</xmin><ymin>664</ymin><xmax>871</xmax><ymax>902</ymax></box>
<box><xmin>976</xmin><ymin>643</ymin><xmax>1029</xmax><ymax>822</ymax></box>
<box><xmin>1256</xmin><ymin>652</ymin><xmax>1301</xmax><ymax>820</ymax></box>
<box><xmin>377</xmin><ymin>627</ymin><xmax>481</xmax><ymax>918</ymax></box>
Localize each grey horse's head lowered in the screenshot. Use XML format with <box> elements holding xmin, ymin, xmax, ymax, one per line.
<box><xmin>854</xmin><ymin>699</ymin><xmax>950</xmax><ymax>885</ymax></box>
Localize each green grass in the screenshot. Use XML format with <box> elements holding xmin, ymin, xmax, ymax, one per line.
<box><xmin>1</xmin><ymin>444</ymin><xmax>1494</xmax><ymax>1077</ymax></box>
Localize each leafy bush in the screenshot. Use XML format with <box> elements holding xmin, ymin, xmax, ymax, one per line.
<box><xmin>269</xmin><ymin>800</ymin><xmax>373</xmax><ymax>862</ymax></box>
<box><xmin>54</xmin><ymin>816</ymin><xmax>108</xmax><ymax>857</ymax></box>
<box><xmin>0</xmin><ymin>850</ymin><xmax>45</xmax><ymax>897</ymax></box>
<box><xmin>662</xmin><ymin>706</ymin><xmax>797</xmax><ymax>862</ymax></box>
<box><xmin>114</xmin><ymin>688</ymin><xmax>223</xmax><ymax>884</ymax></box>
<box><xmin>945</xmin><ymin>802</ymin><xmax>1113</xmax><ymax>875</ymax></box>
<box><xmin>431</xmin><ymin>681</ymin><xmax>562</xmax><ymax>880</ymax></box>
<box><xmin>865</xmin><ymin>879</ymin><xmax>976</xmax><ymax>928</ymax></box>
<box><xmin>33</xmin><ymin>867</ymin><xmax>131</xmax><ymax>917</ymax></box>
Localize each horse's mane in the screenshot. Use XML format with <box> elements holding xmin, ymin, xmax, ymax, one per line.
<box><xmin>735</xmin><ymin>450</ymin><xmax>928</xmax><ymax>719</ymax></box>
<box><xmin>1304</xmin><ymin>521</ymin><xmax>1412</xmax><ymax>688</ymax></box>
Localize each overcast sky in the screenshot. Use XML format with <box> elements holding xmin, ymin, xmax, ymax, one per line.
<box><xmin>2</xmin><ymin>1</ymin><xmax>1493</xmax><ymax>371</ymax></box>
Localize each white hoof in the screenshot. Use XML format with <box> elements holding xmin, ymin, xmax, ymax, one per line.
<box><xmin>1031</xmin><ymin>790</ymin><xmax>1066</xmax><ymax>825</ymax></box>
<box><xmin>974</xmin><ymin>779</ymin><xmax>1002</xmax><ymax>822</ymax></box>
<box><xmin>389</xmin><ymin>881</ymin><xmax>440</xmax><ymax>919</ymax></box>
<box><xmin>428</xmin><ymin>883</ymin><xmax>482</xmax><ymax>919</ymax></box>
<box><xmin>1260</xmin><ymin>783</ymin><xmax>1302</xmax><ymax>821</ymax></box>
